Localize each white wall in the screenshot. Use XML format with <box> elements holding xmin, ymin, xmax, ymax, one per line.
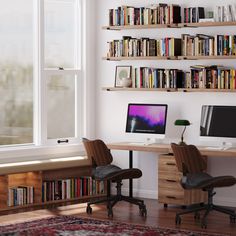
<box><xmin>95</xmin><ymin>0</ymin><xmax>236</xmax><ymax>206</ymax></box>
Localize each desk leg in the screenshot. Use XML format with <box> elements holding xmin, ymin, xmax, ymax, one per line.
<box><xmin>129</xmin><ymin>150</ymin><xmax>133</xmax><ymax>198</ymax></box>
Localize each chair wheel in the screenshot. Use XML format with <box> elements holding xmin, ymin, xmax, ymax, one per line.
<box><xmin>194</xmin><ymin>212</ymin><xmax>200</xmax><ymax>220</ymax></box>
<box><xmin>140</xmin><ymin>207</ymin><xmax>147</xmax><ymax>217</ymax></box>
<box><xmin>230</xmin><ymin>215</ymin><xmax>236</xmax><ymax>223</ymax></box>
<box><xmin>108</xmin><ymin>209</ymin><xmax>113</xmax><ymax>217</ymax></box>
<box><xmin>201</xmin><ymin>220</ymin><xmax>207</xmax><ymax>229</ymax></box>
<box><xmin>175</xmin><ymin>215</ymin><xmax>181</xmax><ymax>225</ymax></box>
<box><xmin>86</xmin><ymin>205</ymin><xmax>92</xmax><ymax>214</ymax></box>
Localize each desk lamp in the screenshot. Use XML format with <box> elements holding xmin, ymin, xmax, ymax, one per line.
<box><xmin>174</xmin><ymin>119</ymin><xmax>191</xmax><ymax>145</ymax></box>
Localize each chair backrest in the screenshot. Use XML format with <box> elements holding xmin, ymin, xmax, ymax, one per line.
<box><xmin>82</xmin><ymin>138</ymin><xmax>113</xmax><ymax>166</ymax></box>
<box><xmin>171</xmin><ymin>143</ymin><xmax>207</xmax><ymax>174</ymax></box>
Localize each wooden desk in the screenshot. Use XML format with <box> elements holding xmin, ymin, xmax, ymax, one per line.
<box><xmin>107</xmin><ymin>142</ymin><xmax>236</xmax><ymax>198</ymax></box>
<box><xmin>108</xmin><ymin>142</ymin><xmax>236</xmax><ymax>157</ymax></box>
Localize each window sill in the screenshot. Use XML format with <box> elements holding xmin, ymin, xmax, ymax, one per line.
<box><xmin>0</xmin><ymin>143</ymin><xmax>85</xmax><ymax>164</ymax></box>
<box><xmin>0</xmin><ymin>155</ymin><xmax>90</xmax><ymax>175</ymax></box>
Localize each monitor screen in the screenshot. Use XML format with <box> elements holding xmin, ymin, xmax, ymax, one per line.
<box><xmin>200</xmin><ymin>105</ymin><xmax>236</xmax><ymax>138</ymax></box>
<box><xmin>125</xmin><ymin>103</ymin><xmax>168</xmax><ymax>134</ymax></box>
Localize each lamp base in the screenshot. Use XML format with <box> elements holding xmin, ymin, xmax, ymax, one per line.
<box><xmin>178</xmin><ymin>141</ymin><xmax>187</xmax><ymax>145</ymax></box>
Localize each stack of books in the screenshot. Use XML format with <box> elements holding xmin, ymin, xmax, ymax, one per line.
<box><xmin>8</xmin><ymin>186</ymin><xmax>34</xmax><ymax>207</ymax></box>
<box><xmin>107</xmin><ymin>37</ymin><xmax>181</xmax><ymax>57</ymax></box>
<box><xmin>109</xmin><ymin>4</ymin><xmax>181</xmax><ymax>26</ymax></box>
<box><xmin>42</xmin><ymin>177</ymin><xmax>104</xmax><ymax>202</ymax></box>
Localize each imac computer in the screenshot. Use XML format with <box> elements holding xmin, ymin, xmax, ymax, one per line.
<box><xmin>125</xmin><ymin>103</ymin><xmax>168</xmax><ymax>145</ymax></box>
<box><xmin>200</xmin><ymin>105</ymin><xmax>236</xmax><ymax>149</ymax></box>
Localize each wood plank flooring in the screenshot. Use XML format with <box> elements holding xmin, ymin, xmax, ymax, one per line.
<box><xmin>0</xmin><ymin>199</ymin><xmax>235</xmax><ymax>235</ymax></box>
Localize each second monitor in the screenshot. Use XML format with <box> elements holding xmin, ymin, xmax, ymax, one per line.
<box><xmin>126</xmin><ymin>103</ymin><xmax>168</xmax><ymax>144</ymax></box>
<box><xmin>200</xmin><ymin>105</ymin><xmax>236</xmax><ymax>148</ymax></box>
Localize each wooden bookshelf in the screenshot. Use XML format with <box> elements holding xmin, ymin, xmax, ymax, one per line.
<box><xmin>103</xmin><ymin>6</ymin><xmax>236</xmax><ymax>93</ymax></box>
<box><xmin>103</xmin><ymin>21</ymin><xmax>236</xmax><ymax>31</ymax></box>
<box><xmin>0</xmin><ymin>158</ymin><xmax>106</xmax><ymax>214</ymax></box>
<box><xmin>102</xmin><ymin>23</ymin><xmax>179</xmax><ymax>30</ymax></box>
<box><xmin>0</xmin><ymin>176</ymin><xmax>8</xmax><ymax>209</ymax></box>
<box><xmin>179</xmin><ymin>21</ymin><xmax>236</xmax><ymax>28</ymax></box>
<box><xmin>104</xmin><ymin>56</ymin><xmax>236</xmax><ymax>61</ymax></box>
<box><xmin>178</xmin><ymin>55</ymin><xmax>236</xmax><ymax>60</ymax></box>
<box><xmin>178</xmin><ymin>88</ymin><xmax>236</xmax><ymax>93</ymax></box>
<box><xmin>103</xmin><ymin>87</ymin><xmax>236</xmax><ymax>93</ymax></box>
<box><xmin>102</xmin><ymin>87</ymin><xmax>177</xmax><ymax>92</ymax></box>
<box><xmin>103</xmin><ymin>56</ymin><xmax>178</xmax><ymax>61</ymax></box>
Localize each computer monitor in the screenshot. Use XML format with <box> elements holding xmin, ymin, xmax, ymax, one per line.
<box><xmin>200</xmin><ymin>105</ymin><xmax>236</xmax><ymax>146</ymax></box>
<box><xmin>126</xmin><ymin>103</ymin><xmax>168</xmax><ymax>142</ymax></box>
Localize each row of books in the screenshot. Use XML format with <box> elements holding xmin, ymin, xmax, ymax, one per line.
<box><xmin>214</xmin><ymin>5</ymin><xmax>236</xmax><ymax>22</ymax></box>
<box><xmin>128</xmin><ymin>66</ymin><xmax>236</xmax><ymax>89</ymax></box>
<box><xmin>183</xmin><ymin>7</ymin><xmax>205</xmax><ymax>23</ymax></box>
<box><xmin>42</xmin><ymin>177</ymin><xmax>105</xmax><ymax>202</ymax></box>
<box><xmin>8</xmin><ymin>186</ymin><xmax>34</xmax><ymax>207</ymax></box>
<box><xmin>108</xmin><ymin>4</ymin><xmax>236</xmax><ymax>26</ymax></box>
<box><xmin>107</xmin><ymin>37</ymin><xmax>181</xmax><ymax>57</ymax></box>
<box><xmin>131</xmin><ymin>67</ymin><xmax>183</xmax><ymax>89</ymax></box>
<box><xmin>190</xmin><ymin>65</ymin><xmax>236</xmax><ymax>89</ymax></box>
<box><xmin>182</xmin><ymin>34</ymin><xmax>236</xmax><ymax>56</ymax></box>
<box><xmin>109</xmin><ymin>4</ymin><xmax>181</xmax><ymax>26</ymax></box>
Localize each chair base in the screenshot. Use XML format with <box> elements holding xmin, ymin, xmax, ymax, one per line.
<box><xmin>175</xmin><ymin>191</ymin><xmax>236</xmax><ymax>228</ymax></box>
<box><xmin>86</xmin><ymin>194</ymin><xmax>147</xmax><ymax>217</ymax></box>
<box><xmin>86</xmin><ymin>180</ymin><xmax>147</xmax><ymax>217</ymax></box>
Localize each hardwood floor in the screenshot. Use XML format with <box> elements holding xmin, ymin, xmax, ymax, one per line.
<box><xmin>0</xmin><ymin>199</ymin><xmax>235</xmax><ymax>235</ymax></box>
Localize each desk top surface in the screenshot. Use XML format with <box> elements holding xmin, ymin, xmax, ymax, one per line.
<box><xmin>107</xmin><ymin>142</ymin><xmax>236</xmax><ymax>158</ymax></box>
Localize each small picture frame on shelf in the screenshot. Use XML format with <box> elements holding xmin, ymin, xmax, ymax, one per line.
<box><xmin>115</xmin><ymin>66</ymin><xmax>132</xmax><ymax>87</ymax></box>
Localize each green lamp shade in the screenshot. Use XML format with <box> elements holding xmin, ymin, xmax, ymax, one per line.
<box><xmin>174</xmin><ymin>119</ymin><xmax>190</xmax><ymax>126</ymax></box>
<box><xmin>174</xmin><ymin>119</ymin><xmax>191</xmax><ymax>145</ymax></box>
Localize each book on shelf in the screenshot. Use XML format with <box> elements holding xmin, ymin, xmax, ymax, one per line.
<box><xmin>190</xmin><ymin>65</ymin><xmax>236</xmax><ymax>89</ymax></box>
<box><xmin>42</xmin><ymin>177</ymin><xmax>105</xmax><ymax>202</ymax></box>
<box><xmin>214</xmin><ymin>5</ymin><xmax>236</xmax><ymax>22</ymax></box>
<box><xmin>199</xmin><ymin>18</ymin><xmax>215</xmax><ymax>23</ymax></box>
<box><xmin>129</xmin><ymin>65</ymin><xmax>236</xmax><ymax>90</ymax></box>
<box><xmin>108</xmin><ymin>4</ymin><xmax>181</xmax><ymax>26</ymax></box>
<box><xmin>132</xmin><ymin>67</ymin><xmax>184</xmax><ymax>89</ymax></box>
<box><xmin>8</xmin><ymin>185</ymin><xmax>34</xmax><ymax>207</ymax></box>
<box><xmin>181</xmin><ymin>34</ymin><xmax>236</xmax><ymax>56</ymax></box>
<box><xmin>107</xmin><ymin>37</ymin><xmax>181</xmax><ymax>57</ymax></box>
<box><xmin>184</xmin><ymin>7</ymin><xmax>205</xmax><ymax>23</ymax></box>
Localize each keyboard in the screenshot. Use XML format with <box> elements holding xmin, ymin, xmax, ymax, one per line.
<box><xmin>129</xmin><ymin>142</ymin><xmax>150</xmax><ymax>146</ymax></box>
<box><xmin>204</xmin><ymin>146</ymin><xmax>224</xmax><ymax>150</ymax></box>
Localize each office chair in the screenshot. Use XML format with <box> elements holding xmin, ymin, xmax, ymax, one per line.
<box><xmin>82</xmin><ymin>138</ymin><xmax>147</xmax><ymax>217</ymax></box>
<box><xmin>171</xmin><ymin>143</ymin><xmax>236</xmax><ymax>228</ymax></box>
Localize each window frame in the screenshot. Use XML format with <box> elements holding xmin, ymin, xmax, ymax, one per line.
<box><xmin>0</xmin><ymin>0</ymin><xmax>86</xmax><ymax>162</ymax></box>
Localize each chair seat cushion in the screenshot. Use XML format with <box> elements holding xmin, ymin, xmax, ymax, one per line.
<box><xmin>182</xmin><ymin>172</ymin><xmax>236</xmax><ymax>190</ymax></box>
<box><xmin>92</xmin><ymin>164</ymin><xmax>142</xmax><ymax>181</ymax></box>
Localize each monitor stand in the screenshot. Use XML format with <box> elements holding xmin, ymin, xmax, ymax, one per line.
<box><xmin>145</xmin><ymin>137</ymin><xmax>163</xmax><ymax>145</ymax></box>
<box><xmin>204</xmin><ymin>141</ymin><xmax>236</xmax><ymax>150</ymax></box>
<box><xmin>221</xmin><ymin>141</ymin><xmax>236</xmax><ymax>150</ymax></box>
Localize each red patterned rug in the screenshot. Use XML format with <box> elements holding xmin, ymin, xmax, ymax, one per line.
<box><xmin>0</xmin><ymin>216</ymin><xmax>228</xmax><ymax>236</ymax></box>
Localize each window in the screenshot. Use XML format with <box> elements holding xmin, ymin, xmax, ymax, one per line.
<box><xmin>0</xmin><ymin>0</ymin><xmax>82</xmax><ymax>148</ymax></box>
<box><xmin>43</xmin><ymin>0</ymin><xmax>82</xmax><ymax>145</ymax></box>
<box><xmin>0</xmin><ymin>0</ymin><xmax>34</xmax><ymax>146</ymax></box>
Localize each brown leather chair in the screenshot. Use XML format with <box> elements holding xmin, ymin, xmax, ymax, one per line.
<box><xmin>171</xmin><ymin>143</ymin><xmax>236</xmax><ymax>228</ymax></box>
<box><xmin>82</xmin><ymin>138</ymin><xmax>147</xmax><ymax>217</ymax></box>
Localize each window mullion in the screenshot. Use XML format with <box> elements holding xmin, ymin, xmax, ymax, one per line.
<box><xmin>33</xmin><ymin>0</ymin><xmax>41</xmax><ymax>146</ymax></box>
<box><xmin>38</xmin><ymin>0</ymin><xmax>47</xmax><ymax>146</ymax></box>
